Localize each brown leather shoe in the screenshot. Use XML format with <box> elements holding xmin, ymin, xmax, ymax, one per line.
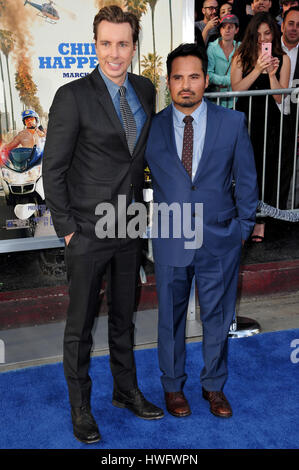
<box><xmin>165</xmin><ymin>391</ymin><xmax>191</xmax><ymax>417</ymax></box>
<box><xmin>202</xmin><ymin>388</ymin><xmax>232</xmax><ymax>418</ymax></box>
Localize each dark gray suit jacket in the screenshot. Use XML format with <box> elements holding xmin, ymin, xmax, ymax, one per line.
<box><xmin>291</xmin><ymin>48</ymin><xmax>299</xmax><ymax>121</ymax></box>
<box><xmin>43</xmin><ymin>68</ymin><xmax>155</xmax><ymax>239</ymax></box>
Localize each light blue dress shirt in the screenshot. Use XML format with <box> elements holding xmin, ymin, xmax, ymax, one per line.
<box><xmin>98</xmin><ymin>65</ymin><xmax>146</xmax><ymax>142</ymax></box>
<box><xmin>172</xmin><ymin>99</ymin><xmax>207</xmax><ymax>181</ymax></box>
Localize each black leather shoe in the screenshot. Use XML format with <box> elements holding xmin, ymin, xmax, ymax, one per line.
<box><xmin>112</xmin><ymin>388</ymin><xmax>164</xmax><ymax>420</ymax></box>
<box><xmin>71</xmin><ymin>404</ymin><xmax>101</xmax><ymax>444</ymax></box>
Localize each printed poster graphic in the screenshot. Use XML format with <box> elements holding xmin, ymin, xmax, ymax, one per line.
<box><xmin>0</xmin><ymin>0</ymin><xmax>181</xmax><ymax>242</ymax></box>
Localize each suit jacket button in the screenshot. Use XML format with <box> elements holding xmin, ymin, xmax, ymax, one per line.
<box><xmin>191</xmin><ymin>185</ymin><xmax>196</xmax><ymax>190</ymax></box>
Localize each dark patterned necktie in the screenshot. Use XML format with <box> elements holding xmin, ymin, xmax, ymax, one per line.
<box><xmin>182</xmin><ymin>115</ymin><xmax>194</xmax><ymax>178</ymax></box>
<box><xmin>119</xmin><ymin>86</ymin><xmax>137</xmax><ymax>155</ymax></box>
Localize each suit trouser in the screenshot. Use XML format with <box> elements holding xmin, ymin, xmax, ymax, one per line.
<box><xmin>64</xmin><ymin>231</ymin><xmax>142</xmax><ymax>407</ymax></box>
<box><xmin>154</xmin><ymin>243</ymin><xmax>242</xmax><ymax>393</ymax></box>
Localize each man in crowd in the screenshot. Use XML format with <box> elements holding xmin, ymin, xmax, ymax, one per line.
<box><xmin>251</xmin><ymin>0</ymin><xmax>273</xmax><ymax>14</ymax></box>
<box><xmin>276</xmin><ymin>0</ymin><xmax>298</xmax><ymax>25</ymax></box>
<box><xmin>195</xmin><ymin>0</ymin><xmax>220</xmax><ymax>45</ymax></box>
<box><xmin>278</xmin><ymin>7</ymin><xmax>299</xmax><ymax>207</ymax></box>
<box><xmin>145</xmin><ymin>43</ymin><xmax>258</xmax><ymax>419</ymax></box>
<box><xmin>43</xmin><ymin>5</ymin><xmax>164</xmax><ymax>445</ymax></box>
<box><xmin>232</xmin><ymin>0</ymin><xmax>273</xmax><ymax>39</ymax></box>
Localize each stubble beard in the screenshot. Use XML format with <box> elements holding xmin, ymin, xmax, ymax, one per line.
<box><xmin>285</xmin><ymin>32</ymin><xmax>299</xmax><ymax>45</ymax></box>
<box><xmin>173</xmin><ymin>96</ymin><xmax>202</xmax><ymax>108</ymax></box>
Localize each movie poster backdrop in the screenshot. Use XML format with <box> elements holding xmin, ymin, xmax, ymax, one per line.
<box><xmin>0</xmin><ymin>0</ymin><xmax>186</xmax><ymax>248</ymax></box>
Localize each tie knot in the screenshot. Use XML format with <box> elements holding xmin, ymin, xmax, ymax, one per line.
<box><xmin>119</xmin><ymin>86</ymin><xmax>126</xmax><ymax>97</ymax></box>
<box><xmin>183</xmin><ymin>115</ymin><xmax>193</xmax><ymax>125</ymax></box>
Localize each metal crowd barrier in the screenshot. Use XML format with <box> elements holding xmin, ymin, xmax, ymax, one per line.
<box><xmin>204</xmin><ymin>87</ymin><xmax>299</xmax><ymax>212</ymax></box>
<box><xmin>0</xmin><ymin>88</ymin><xmax>298</xmax><ymax>254</ymax></box>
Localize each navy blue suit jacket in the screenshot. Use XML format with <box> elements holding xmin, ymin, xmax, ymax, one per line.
<box><xmin>145</xmin><ymin>99</ymin><xmax>259</xmax><ymax>266</ymax></box>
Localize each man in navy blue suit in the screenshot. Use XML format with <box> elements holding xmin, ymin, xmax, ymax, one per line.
<box><xmin>145</xmin><ymin>43</ymin><xmax>258</xmax><ymax>419</ymax></box>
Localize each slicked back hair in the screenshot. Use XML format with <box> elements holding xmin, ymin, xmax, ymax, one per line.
<box><xmin>93</xmin><ymin>5</ymin><xmax>140</xmax><ymax>44</ymax></box>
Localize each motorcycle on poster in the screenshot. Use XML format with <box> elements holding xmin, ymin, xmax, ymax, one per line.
<box><xmin>1</xmin><ymin>109</ymin><xmax>46</xmax><ymax>236</ymax></box>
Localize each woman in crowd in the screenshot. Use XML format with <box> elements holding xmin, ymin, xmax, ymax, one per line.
<box><xmin>219</xmin><ymin>1</ymin><xmax>233</xmax><ymax>18</ymax></box>
<box><xmin>231</xmin><ymin>12</ymin><xmax>290</xmax><ymax>242</ymax></box>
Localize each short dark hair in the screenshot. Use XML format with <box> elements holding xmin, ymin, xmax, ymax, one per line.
<box><xmin>93</xmin><ymin>5</ymin><xmax>140</xmax><ymax>43</ymax></box>
<box><xmin>166</xmin><ymin>43</ymin><xmax>208</xmax><ymax>78</ymax></box>
<box><xmin>283</xmin><ymin>6</ymin><xmax>299</xmax><ymax>22</ymax></box>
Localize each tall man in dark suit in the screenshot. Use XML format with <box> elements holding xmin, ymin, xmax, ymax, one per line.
<box><xmin>145</xmin><ymin>43</ymin><xmax>258</xmax><ymax>419</ymax></box>
<box><xmin>43</xmin><ymin>6</ymin><xmax>164</xmax><ymax>444</ymax></box>
<box><xmin>279</xmin><ymin>7</ymin><xmax>299</xmax><ymax>207</ymax></box>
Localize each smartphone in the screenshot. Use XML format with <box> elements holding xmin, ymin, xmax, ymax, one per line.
<box><xmin>262</xmin><ymin>42</ymin><xmax>272</xmax><ymax>57</ymax></box>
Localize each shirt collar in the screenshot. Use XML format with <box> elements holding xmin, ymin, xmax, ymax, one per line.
<box><xmin>98</xmin><ymin>64</ymin><xmax>129</xmax><ymax>99</ymax></box>
<box><xmin>172</xmin><ymin>99</ymin><xmax>206</xmax><ymax>127</ymax></box>
<box><xmin>281</xmin><ymin>37</ymin><xmax>299</xmax><ymax>53</ymax></box>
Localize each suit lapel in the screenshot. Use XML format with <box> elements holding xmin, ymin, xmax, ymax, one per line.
<box><xmin>128</xmin><ymin>73</ymin><xmax>152</xmax><ymax>118</ymax></box>
<box><xmin>193</xmin><ymin>100</ymin><xmax>221</xmax><ymax>182</ymax></box>
<box><xmin>128</xmin><ymin>73</ymin><xmax>153</xmax><ymax>158</ymax></box>
<box><xmin>88</xmin><ymin>68</ymin><xmax>128</xmax><ymax>150</ymax></box>
<box><xmin>160</xmin><ymin>105</ymin><xmax>191</xmax><ymax>180</ymax></box>
<box><xmin>294</xmin><ymin>48</ymin><xmax>299</xmax><ymax>81</ymax></box>
<box><xmin>161</xmin><ymin>105</ymin><xmax>179</xmax><ymax>156</ymax></box>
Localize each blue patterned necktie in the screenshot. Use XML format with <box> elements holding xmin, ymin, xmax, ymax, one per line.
<box><xmin>119</xmin><ymin>86</ymin><xmax>137</xmax><ymax>155</ymax></box>
<box><xmin>182</xmin><ymin>115</ymin><xmax>194</xmax><ymax>178</ymax></box>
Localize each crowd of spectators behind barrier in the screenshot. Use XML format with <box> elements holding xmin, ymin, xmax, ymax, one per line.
<box><xmin>194</xmin><ymin>0</ymin><xmax>299</xmax><ymax>242</ymax></box>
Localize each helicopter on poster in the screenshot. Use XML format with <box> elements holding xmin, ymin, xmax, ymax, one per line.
<box><xmin>24</xmin><ymin>0</ymin><xmax>60</xmax><ymax>24</ymax></box>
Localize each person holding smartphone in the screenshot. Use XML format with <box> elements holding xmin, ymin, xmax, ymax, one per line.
<box><xmin>231</xmin><ymin>12</ymin><xmax>290</xmax><ymax>242</ymax></box>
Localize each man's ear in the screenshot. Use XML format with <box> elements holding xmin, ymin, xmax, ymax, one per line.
<box><xmin>132</xmin><ymin>42</ymin><xmax>137</xmax><ymax>57</ymax></box>
<box><xmin>205</xmin><ymin>73</ymin><xmax>209</xmax><ymax>89</ymax></box>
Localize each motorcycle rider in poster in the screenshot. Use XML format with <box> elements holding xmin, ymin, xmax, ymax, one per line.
<box><xmin>1</xmin><ymin>110</ymin><xmax>46</xmax><ymax>161</ymax></box>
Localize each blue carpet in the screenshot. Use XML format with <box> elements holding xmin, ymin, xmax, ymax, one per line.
<box><xmin>0</xmin><ymin>328</ymin><xmax>299</xmax><ymax>449</ymax></box>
